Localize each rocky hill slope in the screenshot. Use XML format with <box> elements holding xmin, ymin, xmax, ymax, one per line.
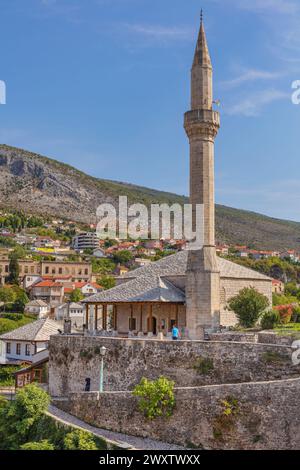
<box><xmin>0</xmin><ymin>144</ymin><xmax>299</xmax><ymax>250</ymax></box>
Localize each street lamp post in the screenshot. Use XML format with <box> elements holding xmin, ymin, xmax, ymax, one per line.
<box><xmin>99</xmin><ymin>346</ymin><xmax>107</xmax><ymax>393</ymax></box>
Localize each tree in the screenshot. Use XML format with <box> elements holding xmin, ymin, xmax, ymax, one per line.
<box><xmin>104</xmin><ymin>238</ymin><xmax>118</xmax><ymax>248</ymax></box>
<box><xmin>0</xmin><ymin>384</ymin><xmax>50</xmax><ymax>449</ymax></box>
<box><xmin>10</xmin><ymin>245</ymin><xmax>27</xmax><ymax>260</ymax></box>
<box><xmin>92</xmin><ymin>258</ymin><xmax>115</xmax><ymax>275</ymax></box>
<box><xmin>20</xmin><ymin>440</ymin><xmax>55</xmax><ymax>450</ymax></box>
<box><xmin>64</xmin><ymin>430</ymin><xmax>97</xmax><ymax>450</ymax></box>
<box><xmin>284</xmin><ymin>282</ymin><xmax>300</xmax><ymax>298</ymax></box>
<box><xmin>133</xmin><ymin>376</ymin><xmax>175</xmax><ymax>420</ymax></box>
<box><xmin>98</xmin><ymin>275</ymin><xmax>115</xmax><ymax>290</ymax></box>
<box><xmin>113</xmin><ymin>250</ymin><xmax>133</xmax><ymax>265</ymax></box>
<box><xmin>7</xmin><ymin>257</ymin><xmax>20</xmax><ymax>285</ymax></box>
<box><xmin>12</xmin><ymin>289</ymin><xmax>29</xmax><ymax>313</ymax></box>
<box><xmin>69</xmin><ymin>288</ymin><xmax>84</xmax><ymax>302</ymax></box>
<box><xmin>0</xmin><ymin>287</ymin><xmax>16</xmax><ymax>311</ymax></box>
<box><xmin>228</xmin><ymin>287</ymin><xmax>269</xmax><ymax>328</ymax></box>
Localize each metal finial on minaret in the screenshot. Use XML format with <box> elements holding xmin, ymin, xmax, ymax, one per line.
<box><xmin>200</xmin><ymin>9</ymin><xmax>203</xmax><ymax>23</ymax></box>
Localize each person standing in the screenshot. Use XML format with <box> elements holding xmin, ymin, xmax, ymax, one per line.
<box><xmin>172</xmin><ymin>324</ymin><xmax>180</xmax><ymax>340</ymax></box>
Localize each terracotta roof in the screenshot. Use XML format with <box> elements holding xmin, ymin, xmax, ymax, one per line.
<box><xmin>74</xmin><ymin>282</ymin><xmax>101</xmax><ymax>289</ymax></box>
<box><xmin>34</xmin><ymin>281</ymin><xmax>63</xmax><ymax>288</ymax></box>
<box><xmin>0</xmin><ymin>319</ymin><xmax>60</xmax><ymax>341</ymax></box>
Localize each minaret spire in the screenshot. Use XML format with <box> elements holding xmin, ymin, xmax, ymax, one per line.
<box><xmin>193</xmin><ymin>10</ymin><xmax>212</xmax><ymax>69</ymax></box>
<box><xmin>191</xmin><ymin>12</ymin><xmax>212</xmax><ymax>110</ymax></box>
<box><xmin>184</xmin><ymin>13</ymin><xmax>221</xmax><ymax>339</ymax></box>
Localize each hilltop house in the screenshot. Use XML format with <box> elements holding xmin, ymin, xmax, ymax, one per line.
<box><xmin>0</xmin><ymin>318</ymin><xmax>60</xmax><ymax>365</ymax></box>
<box><xmin>55</xmin><ymin>302</ymin><xmax>84</xmax><ymax>328</ymax></box>
<box><xmin>24</xmin><ymin>299</ymin><xmax>50</xmax><ymax>318</ymax></box>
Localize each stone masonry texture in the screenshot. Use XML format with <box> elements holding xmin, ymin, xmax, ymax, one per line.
<box><xmin>55</xmin><ymin>377</ymin><xmax>300</xmax><ymax>450</ymax></box>
<box><xmin>49</xmin><ymin>336</ymin><xmax>300</xmax><ymax>397</ymax></box>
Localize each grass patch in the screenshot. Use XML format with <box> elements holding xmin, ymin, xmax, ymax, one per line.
<box><xmin>193</xmin><ymin>357</ymin><xmax>214</xmax><ymax>375</ymax></box>
<box><xmin>261</xmin><ymin>351</ymin><xmax>288</xmax><ymax>364</ymax></box>
<box><xmin>0</xmin><ymin>314</ymin><xmax>35</xmax><ymax>335</ymax></box>
<box><xmin>275</xmin><ymin>323</ymin><xmax>300</xmax><ymax>337</ymax></box>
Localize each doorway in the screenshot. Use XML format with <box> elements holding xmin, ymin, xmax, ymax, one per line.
<box><xmin>147</xmin><ymin>316</ymin><xmax>157</xmax><ymax>335</ymax></box>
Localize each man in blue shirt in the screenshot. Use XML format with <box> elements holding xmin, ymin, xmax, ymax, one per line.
<box><xmin>172</xmin><ymin>325</ymin><xmax>180</xmax><ymax>340</ymax></box>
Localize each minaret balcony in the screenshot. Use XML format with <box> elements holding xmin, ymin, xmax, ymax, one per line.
<box><xmin>184</xmin><ymin>109</ymin><xmax>220</xmax><ymax>126</ymax></box>
<box><xmin>184</xmin><ymin>109</ymin><xmax>220</xmax><ymax>139</ymax></box>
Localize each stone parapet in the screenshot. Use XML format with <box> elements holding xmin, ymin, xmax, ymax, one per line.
<box><xmin>54</xmin><ymin>376</ymin><xmax>300</xmax><ymax>449</ymax></box>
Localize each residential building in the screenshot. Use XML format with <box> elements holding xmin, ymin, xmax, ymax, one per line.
<box><xmin>272</xmin><ymin>279</ymin><xmax>285</xmax><ymax>294</ymax></box>
<box><xmin>280</xmin><ymin>250</ymin><xmax>300</xmax><ymax>263</ymax></box>
<box><xmin>24</xmin><ymin>299</ymin><xmax>50</xmax><ymax>318</ymax></box>
<box><xmin>0</xmin><ymin>318</ymin><xmax>60</xmax><ymax>365</ymax></box>
<box><xmin>34</xmin><ymin>236</ymin><xmax>61</xmax><ymax>249</ymax></box>
<box><xmin>144</xmin><ymin>240</ymin><xmax>162</xmax><ymax>250</ymax></box>
<box><xmin>0</xmin><ymin>258</ymin><xmax>40</xmax><ymax>285</ymax></box>
<box><xmin>55</xmin><ymin>302</ymin><xmax>84</xmax><ymax>328</ymax></box>
<box><xmin>76</xmin><ymin>282</ymin><xmax>102</xmax><ymax>296</ymax></box>
<box><xmin>216</xmin><ymin>245</ymin><xmax>229</xmax><ymax>256</ymax></box>
<box><xmin>30</xmin><ymin>280</ymin><xmax>64</xmax><ymax>307</ymax></box>
<box><xmin>23</xmin><ymin>275</ymin><xmax>41</xmax><ymax>291</ymax></box>
<box><xmin>93</xmin><ymin>248</ymin><xmax>106</xmax><ymax>258</ymax></box>
<box><xmin>135</xmin><ymin>258</ymin><xmax>152</xmax><ymax>267</ymax></box>
<box><xmin>40</xmin><ymin>261</ymin><xmax>91</xmax><ymax>282</ymax></box>
<box><xmin>72</xmin><ymin>232</ymin><xmax>100</xmax><ymax>251</ymax></box>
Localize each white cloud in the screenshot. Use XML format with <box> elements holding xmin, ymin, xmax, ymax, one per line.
<box><xmin>219</xmin><ymin>69</ymin><xmax>282</xmax><ymax>88</ymax></box>
<box><xmin>225</xmin><ymin>88</ymin><xmax>289</xmax><ymax>116</ymax></box>
<box><xmin>212</xmin><ymin>0</ymin><xmax>299</xmax><ymax>15</ymax></box>
<box><xmin>124</xmin><ymin>23</ymin><xmax>193</xmax><ymax>41</ymax></box>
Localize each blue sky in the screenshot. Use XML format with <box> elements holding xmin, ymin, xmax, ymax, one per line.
<box><xmin>0</xmin><ymin>0</ymin><xmax>300</xmax><ymax>220</ymax></box>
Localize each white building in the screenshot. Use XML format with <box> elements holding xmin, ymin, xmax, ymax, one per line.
<box><xmin>24</xmin><ymin>300</ymin><xmax>50</xmax><ymax>318</ymax></box>
<box><xmin>55</xmin><ymin>302</ymin><xmax>84</xmax><ymax>329</ymax></box>
<box><xmin>93</xmin><ymin>248</ymin><xmax>106</xmax><ymax>258</ymax></box>
<box><xmin>77</xmin><ymin>282</ymin><xmax>102</xmax><ymax>296</ymax></box>
<box><xmin>23</xmin><ymin>274</ymin><xmax>42</xmax><ymax>290</ymax></box>
<box><xmin>72</xmin><ymin>232</ymin><xmax>100</xmax><ymax>251</ymax></box>
<box><xmin>0</xmin><ymin>319</ymin><xmax>60</xmax><ymax>365</ymax></box>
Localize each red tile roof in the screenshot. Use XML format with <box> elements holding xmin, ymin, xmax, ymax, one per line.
<box><xmin>34</xmin><ymin>281</ymin><xmax>64</xmax><ymax>288</ymax></box>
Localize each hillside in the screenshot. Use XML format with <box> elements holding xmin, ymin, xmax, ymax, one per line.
<box><xmin>0</xmin><ymin>144</ymin><xmax>299</xmax><ymax>250</ymax></box>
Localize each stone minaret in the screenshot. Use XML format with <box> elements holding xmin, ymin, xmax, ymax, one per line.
<box><xmin>184</xmin><ymin>14</ymin><xmax>220</xmax><ymax>339</ymax></box>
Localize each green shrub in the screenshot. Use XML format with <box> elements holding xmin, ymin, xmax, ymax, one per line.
<box><xmin>213</xmin><ymin>396</ymin><xmax>240</xmax><ymax>442</ymax></box>
<box><xmin>292</xmin><ymin>305</ymin><xmax>300</xmax><ymax>323</ymax></box>
<box><xmin>193</xmin><ymin>357</ymin><xmax>214</xmax><ymax>375</ymax></box>
<box><xmin>228</xmin><ymin>287</ymin><xmax>269</xmax><ymax>328</ymax></box>
<box><xmin>64</xmin><ymin>430</ymin><xmax>98</xmax><ymax>450</ymax></box>
<box><xmin>21</xmin><ymin>440</ymin><xmax>55</xmax><ymax>450</ymax></box>
<box><xmin>0</xmin><ymin>384</ymin><xmax>50</xmax><ymax>449</ymax></box>
<box><xmin>0</xmin><ymin>365</ymin><xmax>20</xmax><ymax>386</ymax></box>
<box><xmin>261</xmin><ymin>310</ymin><xmax>279</xmax><ymax>330</ymax></box>
<box><xmin>133</xmin><ymin>376</ymin><xmax>175</xmax><ymax>420</ymax></box>
<box><xmin>1</xmin><ymin>313</ymin><xmax>23</xmax><ymax>321</ymax></box>
<box><xmin>98</xmin><ymin>275</ymin><xmax>116</xmax><ymax>290</ymax></box>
